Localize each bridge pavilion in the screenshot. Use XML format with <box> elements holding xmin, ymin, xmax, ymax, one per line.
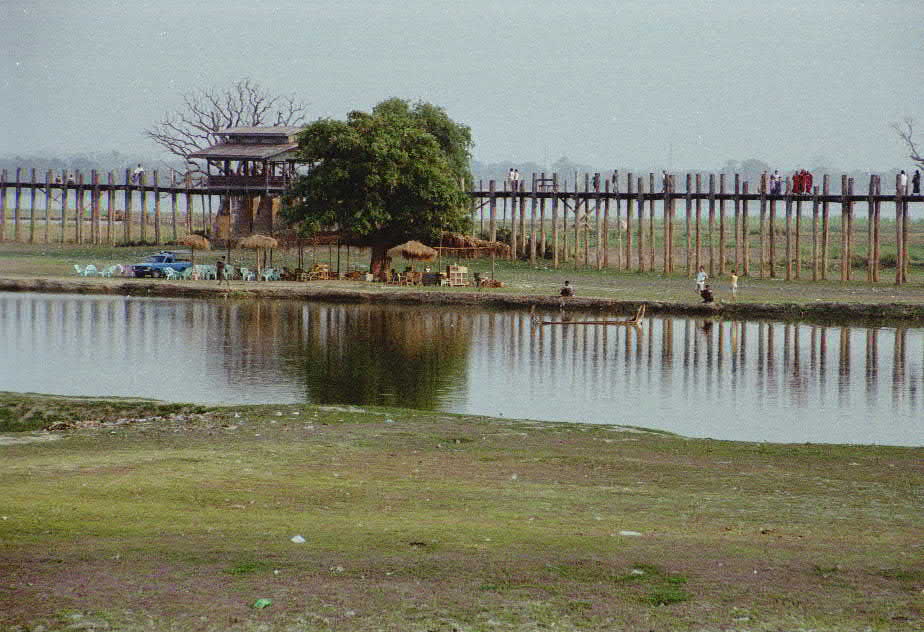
<box><xmin>189</xmin><ymin>126</ymin><xmax>306</xmax><ymax>242</ymax></box>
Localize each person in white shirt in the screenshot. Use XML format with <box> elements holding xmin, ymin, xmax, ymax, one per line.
<box><xmin>695</xmin><ymin>265</ymin><xmax>708</xmax><ymax>292</ymax></box>
<box><xmin>899</xmin><ymin>170</ymin><xmax>908</xmax><ymax>193</ymax></box>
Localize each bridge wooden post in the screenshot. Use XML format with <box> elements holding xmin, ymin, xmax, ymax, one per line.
<box><xmin>510</xmin><ymin>180</ymin><xmax>518</xmax><ymax>260</ymax></box>
<box><xmin>821</xmin><ymin>174</ymin><xmax>830</xmax><ymax>280</ymax></box>
<box><xmin>902</xmin><ymin>179</ymin><xmax>910</xmax><ymax>283</ymax></box>
<box><xmin>718</xmin><ymin>173</ymin><xmax>726</xmax><ymax>274</ymax></box>
<box><xmin>636</xmin><ymin>175</ymin><xmax>644</xmax><ymax>272</ymax></box>
<box><xmin>106</xmin><ymin>172</ymin><xmax>115</xmax><ymax>245</ymax></box>
<box><xmin>614</xmin><ymin>172</ymin><xmax>623</xmax><ymax>270</ymax></box>
<box><xmin>895</xmin><ymin>174</ymin><xmax>904</xmax><ymax>285</ymax></box>
<box><xmin>0</xmin><ymin>169</ymin><xmax>5</xmax><ymax>242</ymax></box>
<box><xmin>529</xmin><ymin>174</ymin><xmax>538</xmax><ymax>266</ymax></box>
<box><xmin>733</xmin><ymin>174</ymin><xmax>741</xmax><ymax>274</ymax></box>
<box><xmin>488</xmin><ymin>179</ymin><xmax>497</xmax><ymax>242</ymax></box>
<box><xmin>518</xmin><ymin>179</ymin><xmax>527</xmax><ymax>258</ymax></box>
<box><xmin>123</xmin><ymin>169</ymin><xmax>133</xmax><ymax>244</ymax></box>
<box><xmin>75</xmin><ymin>171</ymin><xmax>85</xmax><ymax>244</ymax></box>
<box><xmin>153</xmin><ymin>170</ymin><xmax>162</xmax><ymax>245</ymax></box>
<box><xmin>785</xmin><ymin>177</ymin><xmax>793</xmax><ymax>281</ymax></box>
<box><xmin>811</xmin><ymin>184</ymin><xmax>820</xmax><ymax>281</ymax></box>
<box><xmin>139</xmin><ymin>172</ymin><xmax>148</xmax><ymax>243</ymax></box>
<box><xmin>595</xmin><ymin>174</ymin><xmax>603</xmax><ymax>269</ymax></box>
<box><xmin>602</xmin><ymin>177</ymin><xmax>609</xmax><ymax>269</ymax></box>
<box><xmin>585</xmin><ymin>173</ymin><xmax>592</xmax><ymax>267</ymax></box>
<box><xmin>29</xmin><ymin>168</ymin><xmax>37</xmax><ymax>243</ymax></box>
<box><xmin>94</xmin><ymin>170</ymin><xmax>103</xmax><ymax>244</ymax></box>
<box><xmin>625</xmin><ymin>173</ymin><xmax>633</xmax><ymax>270</ymax></box>
<box><xmin>795</xmin><ymin>182</ymin><xmax>803</xmax><ymax>279</ymax></box>
<box><xmin>13</xmin><ymin>167</ymin><xmax>22</xmax><ymax>242</ymax></box>
<box><xmin>742</xmin><ymin>180</ymin><xmax>751</xmax><ymax>276</ymax></box>
<box><xmin>540</xmin><ymin>173</ymin><xmax>548</xmax><ymax>258</ymax></box>
<box><xmin>663</xmin><ymin>174</ymin><xmax>672</xmax><ymax>274</ymax></box>
<box><xmin>685</xmin><ymin>173</ymin><xmax>693</xmax><ymax>276</ymax></box>
<box><xmin>184</xmin><ymin>173</ymin><xmax>193</xmax><ymax>235</ymax></box>
<box><xmin>648</xmin><ymin>172</ymin><xmax>655</xmax><ymax>270</ymax></box>
<box><xmin>551</xmin><ymin>173</ymin><xmax>559</xmax><ymax>268</ymax></box>
<box><xmin>59</xmin><ymin>170</ymin><xmax>67</xmax><ymax>244</ymax></box>
<box><xmin>708</xmin><ymin>173</ymin><xmax>716</xmax><ymax>277</ymax></box>
<box><xmin>769</xmin><ymin>176</ymin><xmax>777</xmax><ymax>278</ymax></box>
<box><xmin>866</xmin><ymin>174</ymin><xmax>875</xmax><ymax>282</ymax></box>
<box><xmin>44</xmin><ymin>170</ymin><xmax>52</xmax><ymax>243</ymax></box>
<box><xmin>840</xmin><ymin>175</ymin><xmax>848</xmax><ymax>281</ymax></box>
<box><xmin>694</xmin><ymin>173</ymin><xmax>702</xmax><ymax>274</ymax></box>
<box><xmin>759</xmin><ymin>172</ymin><xmax>767</xmax><ymax>277</ymax></box>
<box><xmin>846</xmin><ymin>177</ymin><xmax>855</xmax><ymax>281</ymax></box>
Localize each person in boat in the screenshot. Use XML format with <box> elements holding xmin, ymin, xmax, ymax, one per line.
<box><xmin>560</xmin><ymin>280</ymin><xmax>574</xmax><ymax>297</ymax></box>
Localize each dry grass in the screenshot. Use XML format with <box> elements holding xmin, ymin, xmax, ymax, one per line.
<box><xmin>0</xmin><ymin>393</ymin><xmax>921</xmax><ymax>631</ymax></box>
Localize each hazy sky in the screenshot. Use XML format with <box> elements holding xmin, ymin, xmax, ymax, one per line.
<box><xmin>3</xmin><ymin>0</ymin><xmax>922</xmax><ymax>170</ymax></box>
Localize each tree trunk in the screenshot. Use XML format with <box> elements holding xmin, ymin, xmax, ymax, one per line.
<box><xmin>370</xmin><ymin>243</ymin><xmax>391</xmax><ymax>277</ymax></box>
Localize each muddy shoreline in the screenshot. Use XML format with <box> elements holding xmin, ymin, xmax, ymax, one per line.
<box><xmin>2</xmin><ymin>276</ymin><xmax>923</xmax><ymax>325</ymax></box>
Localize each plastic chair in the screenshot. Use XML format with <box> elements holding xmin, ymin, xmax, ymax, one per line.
<box><xmin>73</xmin><ymin>264</ymin><xmax>84</xmax><ymax>276</ymax></box>
<box><xmin>83</xmin><ymin>264</ymin><xmax>98</xmax><ymax>277</ymax></box>
<box><xmin>180</xmin><ymin>267</ymin><xmax>194</xmax><ymax>280</ymax></box>
<box><xmin>99</xmin><ymin>265</ymin><xmax>116</xmax><ymax>278</ymax></box>
<box><xmin>163</xmin><ymin>268</ymin><xmax>180</xmax><ymax>280</ymax></box>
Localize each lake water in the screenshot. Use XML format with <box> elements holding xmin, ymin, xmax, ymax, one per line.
<box><xmin>1</xmin><ymin>292</ymin><xmax>921</xmax><ymax>446</ymax></box>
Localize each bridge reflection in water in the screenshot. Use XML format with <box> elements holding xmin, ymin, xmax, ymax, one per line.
<box><xmin>0</xmin><ymin>293</ymin><xmax>920</xmax><ymax>445</ymax></box>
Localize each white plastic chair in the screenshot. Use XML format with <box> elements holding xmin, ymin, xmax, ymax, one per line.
<box><xmin>163</xmin><ymin>268</ymin><xmax>180</xmax><ymax>280</ymax></box>
<box><xmin>73</xmin><ymin>264</ymin><xmax>84</xmax><ymax>276</ymax></box>
<box><xmin>83</xmin><ymin>264</ymin><xmax>98</xmax><ymax>277</ymax></box>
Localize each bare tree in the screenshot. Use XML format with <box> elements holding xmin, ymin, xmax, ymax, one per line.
<box><xmin>145</xmin><ymin>78</ymin><xmax>308</xmax><ymax>175</ymax></box>
<box><xmin>891</xmin><ymin>117</ymin><xmax>924</xmax><ymax>168</ymax></box>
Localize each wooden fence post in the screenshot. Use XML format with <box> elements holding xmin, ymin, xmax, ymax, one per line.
<box><xmin>44</xmin><ymin>170</ymin><xmax>52</xmax><ymax>243</ymax></box>
<box><xmin>821</xmin><ymin>174</ymin><xmax>830</xmax><ymax>280</ymax></box>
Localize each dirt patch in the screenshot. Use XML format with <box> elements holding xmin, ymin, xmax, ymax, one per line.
<box><xmin>0</xmin><ymin>432</ymin><xmax>61</xmax><ymax>446</ymax></box>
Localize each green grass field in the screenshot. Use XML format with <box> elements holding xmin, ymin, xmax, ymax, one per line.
<box><xmin>1</xmin><ymin>393</ymin><xmax>921</xmax><ymax>631</ymax></box>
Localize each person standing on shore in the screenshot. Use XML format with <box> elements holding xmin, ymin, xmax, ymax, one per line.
<box><xmin>216</xmin><ymin>256</ymin><xmax>231</xmax><ymax>288</ymax></box>
<box><xmin>695</xmin><ymin>265</ymin><xmax>708</xmax><ymax>293</ymax></box>
<box><xmin>730</xmin><ymin>270</ymin><xmax>739</xmax><ymax>299</ymax></box>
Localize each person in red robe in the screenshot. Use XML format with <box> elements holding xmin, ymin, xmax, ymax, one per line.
<box><xmin>793</xmin><ymin>170</ymin><xmax>803</xmax><ymax>195</ymax></box>
<box><xmin>803</xmin><ymin>170</ymin><xmax>813</xmax><ymax>194</ymax></box>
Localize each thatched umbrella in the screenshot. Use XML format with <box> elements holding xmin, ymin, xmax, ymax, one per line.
<box><xmin>240</xmin><ymin>234</ymin><xmax>279</xmax><ymax>278</ymax></box>
<box><xmin>387</xmin><ymin>240</ymin><xmax>437</xmax><ymax>262</ymax></box>
<box><xmin>180</xmin><ymin>234</ymin><xmax>210</xmax><ymax>269</ymax></box>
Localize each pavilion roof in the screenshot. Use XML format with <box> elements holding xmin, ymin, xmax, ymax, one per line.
<box><xmin>188</xmin><ymin>142</ymin><xmax>299</xmax><ymax>161</ymax></box>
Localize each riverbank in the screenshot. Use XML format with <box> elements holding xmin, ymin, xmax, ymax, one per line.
<box><xmin>3</xmin><ymin>275</ymin><xmax>924</xmax><ymax>325</ymax></box>
<box><xmin>1</xmin><ymin>392</ymin><xmax>921</xmax><ymax>631</ymax></box>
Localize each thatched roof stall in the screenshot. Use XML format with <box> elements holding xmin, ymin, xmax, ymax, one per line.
<box><xmin>179</xmin><ymin>234</ymin><xmax>210</xmax><ymax>267</ymax></box>
<box><xmin>239</xmin><ymin>234</ymin><xmax>279</xmax><ymax>278</ymax></box>
<box><xmin>387</xmin><ymin>240</ymin><xmax>438</xmax><ymax>262</ymax></box>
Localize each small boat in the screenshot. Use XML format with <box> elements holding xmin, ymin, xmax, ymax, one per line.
<box><xmin>531</xmin><ymin>304</ymin><xmax>646</xmax><ymax>327</ymax></box>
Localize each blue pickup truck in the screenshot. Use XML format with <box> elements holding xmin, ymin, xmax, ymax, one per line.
<box><xmin>131</xmin><ymin>251</ymin><xmax>193</xmax><ymax>278</ymax></box>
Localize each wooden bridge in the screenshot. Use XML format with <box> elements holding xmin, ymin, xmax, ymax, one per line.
<box><xmin>1</xmin><ymin>166</ymin><xmax>921</xmax><ymax>286</ymax></box>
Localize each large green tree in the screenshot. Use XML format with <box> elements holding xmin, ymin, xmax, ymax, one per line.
<box><xmin>281</xmin><ymin>98</ymin><xmax>473</xmax><ymax>273</ymax></box>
